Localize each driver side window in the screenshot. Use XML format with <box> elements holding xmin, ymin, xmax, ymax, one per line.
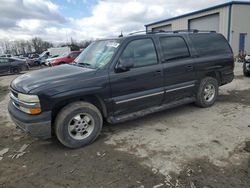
<box><xmin>120</xmin><ymin>38</ymin><xmax>158</xmax><ymax>68</ymax></box>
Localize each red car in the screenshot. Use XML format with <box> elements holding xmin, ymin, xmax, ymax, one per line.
<box><xmin>46</xmin><ymin>51</ymin><xmax>81</xmax><ymax>66</ymax></box>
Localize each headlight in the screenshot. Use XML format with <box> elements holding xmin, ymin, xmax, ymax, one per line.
<box><xmin>16</xmin><ymin>93</ymin><xmax>41</xmax><ymax>114</ymax></box>
<box><xmin>18</xmin><ymin>93</ymin><xmax>39</xmax><ymax>103</ymax></box>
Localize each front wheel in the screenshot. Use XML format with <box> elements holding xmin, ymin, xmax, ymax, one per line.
<box><xmin>195</xmin><ymin>77</ymin><xmax>218</xmax><ymax>108</ymax></box>
<box><xmin>55</xmin><ymin>101</ymin><xmax>103</xmax><ymax>148</ymax></box>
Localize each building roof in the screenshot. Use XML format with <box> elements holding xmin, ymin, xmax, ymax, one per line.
<box><xmin>145</xmin><ymin>1</ymin><xmax>250</xmax><ymax>27</ymax></box>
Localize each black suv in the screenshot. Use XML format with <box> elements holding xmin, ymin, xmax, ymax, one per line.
<box><xmin>8</xmin><ymin>31</ymin><xmax>234</xmax><ymax>148</ymax></box>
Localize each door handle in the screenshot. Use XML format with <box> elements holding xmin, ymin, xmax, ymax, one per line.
<box><xmin>153</xmin><ymin>70</ymin><xmax>162</xmax><ymax>76</ymax></box>
<box><xmin>186</xmin><ymin>65</ymin><xmax>194</xmax><ymax>71</ymax></box>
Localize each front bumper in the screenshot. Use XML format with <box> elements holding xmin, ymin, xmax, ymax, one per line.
<box><xmin>221</xmin><ymin>71</ymin><xmax>234</xmax><ymax>85</ymax></box>
<box><xmin>8</xmin><ymin>101</ymin><xmax>52</xmax><ymax>139</ymax></box>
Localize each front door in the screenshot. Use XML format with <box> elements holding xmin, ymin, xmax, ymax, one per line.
<box><xmin>109</xmin><ymin>38</ymin><xmax>164</xmax><ymax>116</ymax></box>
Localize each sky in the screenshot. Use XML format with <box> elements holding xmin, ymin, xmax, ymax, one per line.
<box><xmin>0</xmin><ymin>0</ymin><xmax>246</xmax><ymax>43</ymax></box>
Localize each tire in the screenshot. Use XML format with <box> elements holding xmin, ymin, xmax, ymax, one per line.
<box><xmin>58</xmin><ymin>62</ymin><xmax>65</xmax><ymax>65</ymax></box>
<box><xmin>34</xmin><ymin>61</ymin><xmax>40</xmax><ymax>66</ymax></box>
<box><xmin>12</xmin><ymin>67</ymin><xmax>20</xmax><ymax>74</ymax></box>
<box><xmin>243</xmin><ymin>63</ymin><xmax>250</xmax><ymax>77</ymax></box>
<box><xmin>55</xmin><ymin>101</ymin><xmax>103</xmax><ymax>148</ymax></box>
<box><xmin>195</xmin><ymin>77</ymin><xmax>218</xmax><ymax>108</ymax></box>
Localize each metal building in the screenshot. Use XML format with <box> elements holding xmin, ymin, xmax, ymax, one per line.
<box><xmin>145</xmin><ymin>1</ymin><xmax>250</xmax><ymax>55</ymax></box>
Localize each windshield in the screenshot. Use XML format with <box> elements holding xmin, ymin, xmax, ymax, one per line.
<box><xmin>74</xmin><ymin>40</ymin><xmax>120</xmax><ymax>69</ymax></box>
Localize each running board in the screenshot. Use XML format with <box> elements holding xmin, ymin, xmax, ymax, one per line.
<box><xmin>107</xmin><ymin>97</ymin><xmax>196</xmax><ymax>124</ymax></box>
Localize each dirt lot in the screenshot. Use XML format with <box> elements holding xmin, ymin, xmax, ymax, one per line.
<box><xmin>0</xmin><ymin>64</ymin><xmax>250</xmax><ymax>188</ymax></box>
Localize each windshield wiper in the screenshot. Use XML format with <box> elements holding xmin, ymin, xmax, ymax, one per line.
<box><xmin>73</xmin><ymin>62</ymin><xmax>95</xmax><ymax>69</ymax></box>
<box><xmin>78</xmin><ymin>62</ymin><xmax>91</xmax><ymax>66</ymax></box>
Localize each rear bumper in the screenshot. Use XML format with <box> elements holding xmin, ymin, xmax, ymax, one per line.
<box><xmin>8</xmin><ymin>101</ymin><xmax>52</xmax><ymax>139</ymax></box>
<box><xmin>221</xmin><ymin>71</ymin><xmax>234</xmax><ymax>85</ymax></box>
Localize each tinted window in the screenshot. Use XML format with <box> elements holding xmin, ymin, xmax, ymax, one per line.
<box><xmin>189</xmin><ymin>33</ymin><xmax>232</xmax><ymax>56</ymax></box>
<box><xmin>0</xmin><ymin>58</ymin><xmax>9</xmax><ymax>64</ymax></box>
<box><xmin>160</xmin><ymin>37</ymin><xmax>190</xmax><ymax>61</ymax></box>
<box><xmin>120</xmin><ymin>39</ymin><xmax>158</xmax><ymax>68</ymax></box>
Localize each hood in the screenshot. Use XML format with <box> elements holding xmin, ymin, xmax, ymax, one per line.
<box><xmin>11</xmin><ymin>64</ymin><xmax>95</xmax><ymax>93</ymax></box>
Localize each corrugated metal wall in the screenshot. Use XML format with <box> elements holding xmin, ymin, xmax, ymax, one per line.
<box><xmin>146</xmin><ymin>4</ymin><xmax>250</xmax><ymax>55</ymax></box>
<box><xmin>231</xmin><ymin>4</ymin><xmax>250</xmax><ymax>55</ymax></box>
<box><xmin>188</xmin><ymin>13</ymin><xmax>220</xmax><ymax>32</ymax></box>
<box><xmin>146</xmin><ymin>6</ymin><xmax>229</xmax><ymax>41</ymax></box>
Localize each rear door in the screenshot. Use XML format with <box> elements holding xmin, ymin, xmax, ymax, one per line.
<box><xmin>0</xmin><ymin>58</ymin><xmax>11</xmax><ymax>73</ymax></box>
<box><xmin>109</xmin><ymin>37</ymin><xmax>164</xmax><ymax>115</ymax></box>
<box><xmin>158</xmin><ymin>36</ymin><xmax>197</xmax><ymax>103</ymax></box>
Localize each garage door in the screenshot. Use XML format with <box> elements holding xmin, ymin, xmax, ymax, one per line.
<box><xmin>188</xmin><ymin>13</ymin><xmax>219</xmax><ymax>32</ymax></box>
<box><xmin>152</xmin><ymin>24</ymin><xmax>172</xmax><ymax>32</ymax></box>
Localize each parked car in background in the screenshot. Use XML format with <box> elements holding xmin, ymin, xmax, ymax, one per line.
<box><xmin>47</xmin><ymin>47</ymin><xmax>71</xmax><ymax>57</ymax></box>
<box><xmin>243</xmin><ymin>54</ymin><xmax>250</xmax><ymax>76</ymax></box>
<box><xmin>0</xmin><ymin>57</ymin><xmax>28</xmax><ymax>74</ymax></box>
<box><xmin>8</xmin><ymin>31</ymin><xmax>234</xmax><ymax>148</ymax></box>
<box><xmin>28</xmin><ymin>53</ymin><xmax>39</xmax><ymax>59</ymax></box>
<box><xmin>27</xmin><ymin>47</ymin><xmax>71</xmax><ymax>66</ymax></box>
<box><xmin>0</xmin><ymin>54</ymin><xmax>12</xmax><ymax>58</ymax></box>
<box><xmin>45</xmin><ymin>51</ymin><xmax>81</xmax><ymax>66</ymax></box>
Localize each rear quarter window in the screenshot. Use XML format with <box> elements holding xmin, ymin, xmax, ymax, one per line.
<box><xmin>189</xmin><ymin>33</ymin><xmax>232</xmax><ymax>56</ymax></box>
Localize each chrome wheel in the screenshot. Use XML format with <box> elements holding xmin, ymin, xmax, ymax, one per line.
<box><xmin>203</xmin><ymin>84</ymin><xmax>215</xmax><ymax>102</ymax></box>
<box><xmin>68</xmin><ymin>113</ymin><xmax>95</xmax><ymax>140</ymax></box>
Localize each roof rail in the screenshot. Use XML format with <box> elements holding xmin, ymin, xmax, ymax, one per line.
<box><xmin>127</xmin><ymin>29</ymin><xmax>216</xmax><ymax>36</ymax></box>
<box><xmin>146</xmin><ymin>30</ymin><xmax>173</xmax><ymax>34</ymax></box>
<box><xmin>147</xmin><ymin>29</ymin><xmax>216</xmax><ymax>34</ymax></box>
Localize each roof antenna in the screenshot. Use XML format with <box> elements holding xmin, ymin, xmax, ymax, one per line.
<box><xmin>118</xmin><ymin>31</ymin><xmax>123</xmax><ymax>38</ymax></box>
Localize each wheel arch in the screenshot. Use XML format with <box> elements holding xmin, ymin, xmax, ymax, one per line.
<box><xmin>205</xmin><ymin>71</ymin><xmax>222</xmax><ymax>85</ymax></box>
<box><xmin>51</xmin><ymin>94</ymin><xmax>107</xmax><ymax>125</ymax></box>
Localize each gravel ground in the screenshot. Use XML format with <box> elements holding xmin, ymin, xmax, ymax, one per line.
<box><xmin>0</xmin><ymin>63</ymin><xmax>250</xmax><ymax>188</ymax></box>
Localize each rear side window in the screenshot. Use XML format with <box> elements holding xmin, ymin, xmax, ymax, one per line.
<box><xmin>159</xmin><ymin>37</ymin><xmax>190</xmax><ymax>61</ymax></box>
<box><xmin>120</xmin><ymin>38</ymin><xmax>158</xmax><ymax>68</ymax></box>
<box><xmin>189</xmin><ymin>33</ymin><xmax>232</xmax><ymax>56</ymax></box>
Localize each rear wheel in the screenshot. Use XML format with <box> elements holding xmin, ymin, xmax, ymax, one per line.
<box><xmin>55</xmin><ymin>101</ymin><xmax>103</xmax><ymax>148</ymax></box>
<box><xmin>12</xmin><ymin>67</ymin><xmax>20</xmax><ymax>74</ymax></box>
<box><xmin>195</xmin><ymin>77</ymin><xmax>218</xmax><ymax>108</ymax></box>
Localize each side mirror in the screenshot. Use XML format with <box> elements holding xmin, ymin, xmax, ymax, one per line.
<box><xmin>116</xmin><ymin>59</ymin><xmax>134</xmax><ymax>72</ymax></box>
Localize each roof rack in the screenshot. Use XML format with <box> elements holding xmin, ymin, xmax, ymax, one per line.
<box><xmin>147</xmin><ymin>29</ymin><xmax>216</xmax><ymax>34</ymax></box>
<box><xmin>127</xmin><ymin>29</ymin><xmax>216</xmax><ymax>36</ymax></box>
<box><xmin>173</xmin><ymin>29</ymin><xmax>216</xmax><ymax>33</ymax></box>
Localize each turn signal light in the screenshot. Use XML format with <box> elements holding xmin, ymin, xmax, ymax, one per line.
<box><xmin>29</xmin><ymin>108</ymin><xmax>42</xmax><ymax>115</ymax></box>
